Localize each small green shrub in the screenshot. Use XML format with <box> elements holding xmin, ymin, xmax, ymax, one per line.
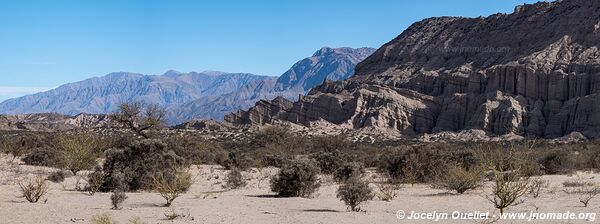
<box><xmin>152</xmin><ymin>170</ymin><xmax>193</xmax><ymax>207</ymax></box>
<box><xmin>337</xmin><ymin>177</ymin><xmax>373</xmax><ymax>212</ymax></box>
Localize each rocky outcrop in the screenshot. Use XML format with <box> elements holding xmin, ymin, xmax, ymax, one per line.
<box><xmin>226</xmin><ymin>0</ymin><xmax>600</xmax><ymax>139</ymax></box>
<box><xmin>0</xmin><ymin>113</ymin><xmax>110</xmax><ymax>131</ymax></box>
<box><xmin>225</xmin><ymin>97</ymin><xmax>294</xmax><ymax>125</ymax></box>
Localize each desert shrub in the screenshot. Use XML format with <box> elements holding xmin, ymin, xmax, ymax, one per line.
<box><xmin>222</xmin><ymin>151</ymin><xmax>253</xmax><ymax>170</ymax></box>
<box><xmin>56</xmin><ymin>132</ymin><xmax>103</xmax><ymax>175</ymax></box>
<box><xmin>337</xmin><ymin>177</ymin><xmax>373</xmax><ymax>212</ymax></box>
<box><xmin>111</xmin><ymin>190</ymin><xmax>128</xmax><ymax>210</ymax></box>
<box><xmin>101</xmin><ymin>139</ymin><xmax>187</xmax><ymax>191</ymax></box>
<box><xmin>564</xmin><ymin>180</ymin><xmax>600</xmax><ymax>207</ymax></box>
<box><xmin>376</xmin><ymin>183</ymin><xmax>401</xmax><ymax>201</ymax></box>
<box><xmin>312</xmin><ymin>150</ymin><xmax>350</xmax><ymax>174</ymax></box>
<box><xmin>152</xmin><ymin>170</ymin><xmax>192</xmax><ymax>207</ymax></box>
<box><xmin>0</xmin><ymin>134</ymin><xmax>42</xmax><ymax>161</ymax></box>
<box><xmin>224</xmin><ymin>168</ymin><xmax>247</xmax><ymax>189</ymax></box>
<box><xmin>270</xmin><ymin>159</ymin><xmax>321</xmax><ymax>197</ymax></box>
<box><xmin>354</xmin><ymin>144</ymin><xmax>383</xmax><ymax>168</ymax></box>
<box><xmin>311</xmin><ymin>134</ymin><xmax>350</xmax><ymax>153</ymax></box>
<box><xmin>109</xmin><ymin>101</ymin><xmax>166</xmax><ymax>139</ymax></box>
<box><xmin>528</xmin><ymin>177</ymin><xmax>549</xmax><ymax>198</ymax></box>
<box><xmin>91</xmin><ymin>213</ymin><xmax>116</xmax><ymax>224</ymax></box>
<box><xmin>432</xmin><ymin>164</ymin><xmax>483</xmax><ymax>194</ymax></box>
<box><xmin>47</xmin><ymin>170</ymin><xmax>66</xmax><ymax>183</ymax></box>
<box><xmin>334</xmin><ymin>162</ymin><xmax>365</xmax><ymax>183</ymax></box>
<box><xmin>22</xmin><ymin>147</ymin><xmax>60</xmax><ymax>167</ymax></box>
<box><xmin>538</xmin><ymin>150</ymin><xmax>576</xmax><ymax>174</ymax></box>
<box><xmin>87</xmin><ymin>166</ymin><xmax>106</xmax><ymax>195</ymax></box>
<box><xmin>169</xmin><ymin>135</ymin><xmax>227</xmax><ymax>165</ymax></box>
<box><xmin>262</xmin><ymin>154</ymin><xmax>290</xmax><ymax>168</ymax></box>
<box><xmin>377</xmin><ymin>147</ymin><xmax>446</xmax><ymax>184</ymax></box>
<box><xmin>479</xmin><ymin>146</ymin><xmax>531</xmax><ymax>214</ymax></box>
<box><xmin>18</xmin><ymin>176</ymin><xmax>49</xmax><ymax>203</ymax></box>
<box><xmin>253</xmin><ymin>125</ymin><xmax>290</xmax><ymax>147</ymax></box>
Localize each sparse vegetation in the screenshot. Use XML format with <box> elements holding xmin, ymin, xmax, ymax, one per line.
<box><xmin>18</xmin><ymin>176</ymin><xmax>49</xmax><ymax>203</ymax></box>
<box><xmin>337</xmin><ymin>177</ymin><xmax>373</xmax><ymax>212</ymax></box>
<box><xmin>111</xmin><ymin>190</ymin><xmax>128</xmax><ymax>210</ymax></box>
<box><xmin>47</xmin><ymin>170</ymin><xmax>66</xmax><ymax>183</ymax></box>
<box><xmin>376</xmin><ymin>183</ymin><xmax>401</xmax><ymax>201</ymax></box>
<box><xmin>22</xmin><ymin>147</ymin><xmax>60</xmax><ymax>167</ymax></box>
<box><xmin>432</xmin><ymin>164</ymin><xmax>483</xmax><ymax>194</ymax></box>
<box><xmin>224</xmin><ymin>168</ymin><xmax>247</xmax><ymax>189</ymax></box>
<box><xmin>152</xmin><ymin>170</ymin><xmax>193</xmax><ymax>207</ymax></box>
<box><xmin>563</xmin><ymin>179</ymin><xmax>600</xmax><ymax>207</ymax></box>
<box><xmin>528</xmin><ymin>177</ymin><xmax>549</xmax><ymax>198</ymax></box>
<box><xmin>334</xmin><ymin>162</ymin><xmax>365</xmax><ymax>183</ymax></box>
<box><xmin>271</xmin><ymin>159</ymin><xmax>321</xmax><ymax>197</ymax></box>
<box><xmin>91</xmin><ymin>213</ymin><xmax>116</xmax><ymax>224</ymax></box>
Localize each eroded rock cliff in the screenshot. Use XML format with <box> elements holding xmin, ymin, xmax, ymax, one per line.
<box><xmin>226</xmin><ymin>0</ymin><xmax>600</xmax><ymax>139</ymax></box>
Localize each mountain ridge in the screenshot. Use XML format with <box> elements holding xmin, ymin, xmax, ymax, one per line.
<box><xmin>225</xmin><ymin>0</ymin><xmax>600</xmax><ymax>139</ymax></box>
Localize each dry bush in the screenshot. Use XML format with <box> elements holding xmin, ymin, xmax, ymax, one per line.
<box><xmin>172</xmin><ymin>135</ymin><xmax>227</xmax><ymax>165</ymax></box>
<box><xmin>334</xmin><ymin>162</ymin><xmax>365</xmax><ymax>183</ymax></box>
<box><xmin>253</xmin><ymin>125</ymin><xmax>291</xmax><ymax>147</ymax></box>
<box><xmin>57</xmin><ymin>132</ymin><xmax>103</xmax><ymax>175</ymax></box>
<box><xmin>163</xmin><ymin>208</ymin><xmax>191</xmax><ymax>221</ymax></box>
<box><xmin>22</xmin><ymin>147</ymin><xmax>60</xmax><ymax>167</ymax></box>
<box><xmin>222</xmin><ymin>151</ymin><xmax>253</xmax><ymax>170</ymax></box>
<box><xmin>224</xmin><ymin>168</ymin><xmax>247</xmax><ymax>189</ymax></box>
<box><xmin>377</xmin><ymin>146</ymin><xmax>447</xmax><ymax>185</ymax></box>
<box><xmin>91</xmin><ymin>213</ymin><xmax>116</xmax><ymax>224</ymax></box>
<box><xmin>311</xmin><ymin>134</ymin><xmax>350</xmax><ymax>153</ymax></box>
<box><xmin>47</xmin><ymin>170</ymin><xmax>66</xmax><ymax>183</ymax></box>
<box><xmin>109</xmin><ymin>101</ymin><xmax>165</xmax><ymax>139</ymax></box>
<box><xmin>311</xmin><ymin>150</ymin><xmax>350</xmax><ymax>174</ymax></box>
<box><xmin>101</xmin><ymin>139</ymin><xmax>187</xmax><ymax>191</ymax></box>
<box><xmin>111</xmin><ymin>190</ymin><xmax>127</xmax><ymax>210</ymax></box>
<box><xmin>431</xmin><ymin>164</ymin><xmax>483</xmax><ymax>194</ymax></box>
<box><xmin>563</xmin><ymin>179</ymin><xmax>600</xmax><ymax>207</ymax></box>
<box><xmin>152</xmin><ymin>170</ymin><xmax>193</xmax><ymax>207</ymax></box>
<box><xmin>376</xmin><ymin>183</ymin><xmax>401</xmax><ymax>201</ymax></box>
<box><xmin>270</xmin><ymin>159</ymin><xmax>321</xmax><ymax>197</ymax></box>
<box><xmin>528</xmin><ymin>177</ymin><xmax>549</xmax><ymax>198</ymax></box>
<box><xmin>538</xmin><ymin>150</ymin><xmax>576</xmax><ymax>174</ymax></box>
<box><xmin>86</xmin><ymin>166</ymin><xmax>106</xmax><ymax>195</ymax></box>
<box><xmin>0</xmin><ymin>134</ymin><xmax>39</xmax><ymax>161</ymax></box>
<box><xmin>18</xmin><ymin>176</ymin><xmax>49</xmax><ymax>203</ymax></box>
<box><xmin>337</xmin><ymin>177</ymin><xmax>373</xmax><ymax>212</ymax></box>
<box><xmin>478</xmin><ymin>145</ymin><xmax>532</xmax><ymax>214</ymax></box>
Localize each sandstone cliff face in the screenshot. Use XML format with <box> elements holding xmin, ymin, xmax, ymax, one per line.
<box><xmin>226</xmin><ymin>0</ymin><xmax>600</xmax><ymax>139</ymax></box>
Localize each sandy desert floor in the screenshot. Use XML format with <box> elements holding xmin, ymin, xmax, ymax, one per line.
<box><xmin>1</xmin><ymin>154</ymin><xmax>599</xmax><ymax>224</ymax></box>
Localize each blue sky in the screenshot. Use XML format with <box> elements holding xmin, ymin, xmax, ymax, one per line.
<box><xmin>0</xmin><ymin>0</ymin><xmax>539</xmax><ymax>101</ymax></box>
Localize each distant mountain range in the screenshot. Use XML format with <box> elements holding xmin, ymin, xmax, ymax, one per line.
<box><xmin>0</xmin><ymin>47</ymin><xmax>375</xmax><ymax>124</ymax></box>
